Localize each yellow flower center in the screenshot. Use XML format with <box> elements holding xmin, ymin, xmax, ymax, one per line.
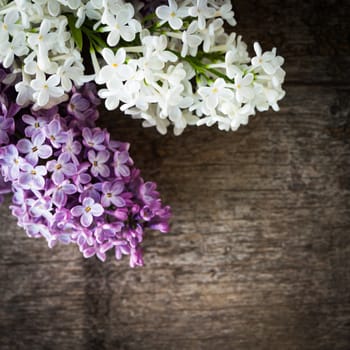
<box><xmin>85</xmin><ymin>206</ymin><xmax>91</xmax><ymax>213</ymax></box>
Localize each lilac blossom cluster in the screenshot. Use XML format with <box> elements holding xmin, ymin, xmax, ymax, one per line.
<box><xmin>0</xmin><ymin>66</ymin><xmax>171</xmax><ymax>267</ymax></box>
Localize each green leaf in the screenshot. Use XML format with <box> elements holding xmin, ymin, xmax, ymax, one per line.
<box><xmin>67</xmin><ymin>15</ymin><xmax>83</xmax><ymax>51</ymax></box>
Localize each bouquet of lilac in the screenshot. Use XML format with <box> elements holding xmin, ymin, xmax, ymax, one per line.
<box><xmin>0</xmin><ymin>67</ymin><xmax>170</xmax><ymax>266</ymax></box>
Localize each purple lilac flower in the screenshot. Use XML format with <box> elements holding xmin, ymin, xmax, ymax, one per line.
<box><xmin>22</xmin><ymin>114</ymin><xmax>50</xmax><ymax>137</ymax></box>
<box><xmin>43</xmin><ymin>119</ymin><xmax>68</xmax><ymax>148</ymax></box>
<box><xmin>18</xmin><ymin>163</ymin><xmax>47</xmax><ymax>190</ymax></box>
<box><xmin>82</xmin><ymin>127</ymin><xmax>106</xmax><ymax>151</ymax></box>
<box><xmin>17</xmin><ymin>132</ymin><xmax>52</xmax><ymax>165</ymax></box>
<box><xmin>88</xmin><ymin>150</ymin><xmax>110</xmax><ymax>178</ymax></box>
<box><xmin>26</xmin><ymin>196</ymin><xmax>53</xmax><ymax>221</ymax></box>
<box><xmin>0</xmin><ymin>144</ymin><xmax>22</xmax><ymax>181</ymax></box>
<box><xmin>0</xmin><ymin>67</ymin><xmax>171</xmax><ymax>267</ymax></box>
<box><xmin>68</xmin><ymin>93</ymin><xmax>90</xmax><ymax>120</ymax></box>
<box><xmin>113</xmin><ymin>151</ymin><xmax>131</xmax><ymax>177</ymax></box>
<box><xmin>71</xmin><ymin>197</ymin><xmax>104</xmax><ymax>227</ymax></box>
<box><xmin>72</xmin><ymin>163</ymin><xmax>92</xmax><ymax>192</ymax></box>
<box><xmin>47</xmin><ymin>180</ymin><xmax>77</xmax><ymax>208</ymax></box>
<box><xmin>46</xmin><ymin>152</ymin><xmax>77</xmax><ymax>185</ymax></box>
<box><xmin>62</xmin><ymin>130</ymin><xmax>82</xmax><ymax>164</ymax></box>
<box><xmin>101</xmin><ymin>181</ymin><xmax>125</xmax><ymax>207</ymax></box>
<box><xmin>79</xmin><ymin>183</ymin><xmax>101</xmax><ymax>203</ymax></box>
<box><xmin>0</xmin><ymin>116</ymin><xmax>14</xmax><ymax>145</ymax></box>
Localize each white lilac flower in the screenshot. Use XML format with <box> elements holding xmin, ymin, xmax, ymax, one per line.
<box><xmin>0</xmin><ymin>0</ymin><xmax>285</xmax><ymax>135</ymax></box>
<box><xmin>225</xmin><ymin>49</ymin><xmax>243</xmax><ymax>79</ymax></box>
<box><xmin>31</xmin><ymin>72</ymin><xmax>64</xmax><ymax>107</ymax></box>
<box><xmin>15</xmin><ymin>80</ymin><xmax>34</xmax><ymax>106</ymax></box>
<box><xmin>181</xmin><ymin>21</ymin><xmax>202</xmax><ymax>57</ymax></box>
<box><xmin>155</xmin><ymin>0</ymin><xmax>188</xmax><ymax>30</ymax></box>
<box><xmin>96</xmin><ymin>48</ymin><xmax>131</xmax><ymax>84</ymax></box>
<box><xmin>76</xmin><ymin>2</ymin><xmax>101</xmax><ymax>28</ymax></box>
<box><xmin>98</xmin><ymin>79</ymin><xmax>125</xmax><ymax>110</ymax></box>
<box><xmin>102</xmin><ymin>4</ymin><xmax>141</xmax><ymax>46</ymax></box>
<box><xmin>251</xmin><ymin>42</ymin><xmax>278</xmax><ymax>75</ymax></box>
<box><xmin>47</xmin><ymin>0</ymin><xmax>61</xmax><ymax>17</ymax></box>
<box><xmin>125</xmin><ymin>105</ymin><xmax>171</xmax><ymax>135</ymax></box>
<box><xmin>198</xmin><ymin>78</ymin><xmax>234</xmax><ymax>109</ymax></box>
<box><xmin>142</xmin><ymin>35</ymin><xmax>177</xmax><ymax>63</ymax></box>
<box><xmin>202</xmin><ymin>18</ymin><xmax>224</xmax><ymax>53</ymax></box>
<box><xmin>156</xmin><ymin>83</ymin><xmax>193</xmax><ymax>127</ymax></box>
<box><xmin>0</xmin><ymin>31</ymin><xmax>29</xmax><ymax>68</ymax></box>
<box><xmin>215</xmin><ymin>2</ymin><xmax>236</xmax><ymax>26</ymax></box>
<box><xmin>57</xmin><ymin>54</ymin><xmax>86</xmax><ymax>92</ymax></box>
<box><xmin>233</xmin><ymin>73</ymin><xmax>255</xmax><ymax>103</ymax></box>
<box><xmin>188</xmin><ymin>0</ymin><xmax>216</xmax><ymax>30</ymax></box>
<box><xmin>27</xmin><ymin>19</ymin><xmax>56</xmax><ymax>71</ymax></box>
<box><xmin>0</xmin><ymin>10</ymin><xmax>22</xmax><ymax>40</ymax></box>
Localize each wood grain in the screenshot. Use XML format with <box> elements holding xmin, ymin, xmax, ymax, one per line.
<box><xmin>1</xmin><ymin>1</ymin><xmax>350</xmax><ymax>349</ymax></box>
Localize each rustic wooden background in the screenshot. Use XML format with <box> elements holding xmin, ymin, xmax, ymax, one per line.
<box><xmin>1</xmin><ymin>1</ymin><xmax>350</xmax><ymax>349</ymax></box>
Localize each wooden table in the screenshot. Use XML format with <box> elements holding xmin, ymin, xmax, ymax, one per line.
<box><xmin>1</xmin><ymin>1</ymin><xmax>350</xmax><ymax>349</ymax></box>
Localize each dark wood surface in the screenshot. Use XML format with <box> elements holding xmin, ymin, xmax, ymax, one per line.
<box><xmin>1</xmin><ymin>1</ymin><xmax>350</xmax><ymax>349</ymax></box>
